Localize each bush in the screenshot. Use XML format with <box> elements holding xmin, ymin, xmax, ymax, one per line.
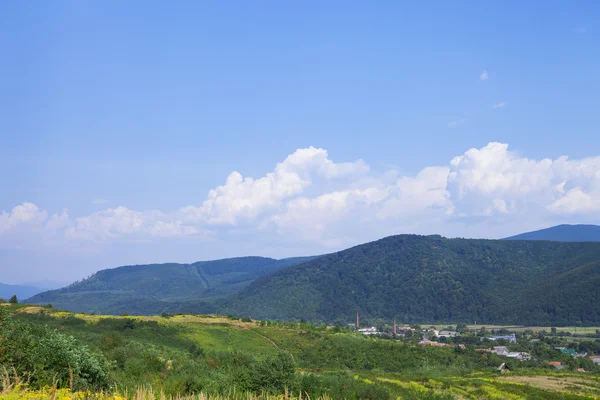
<box><xmin>0</xmin><ymin>310</ymin><xmax>110</xmax><ymax>390</ymax></box>
<box><xmin>250</xmin><ymin>352</ymin><xmax>295</xmax><ymax>393</ymax></box>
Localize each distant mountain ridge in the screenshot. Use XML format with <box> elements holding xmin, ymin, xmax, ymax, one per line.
<box><xmin>503</xmin><ymin>224</ymin><xmax>600</xmax><ymax>242</ymax></box>
<box><xmin>0</xmin><ymin>283</ymin><xmax>47</xmax><ymax>301</ymax></box>
<box><xmin>223</xmin><ymin>235</ymin><xmax>600</xmax><ymax>325</ymax></box>
<box><xmin>26</xmin><ymin>256</ymin><xmax>317</xmax><ymax>315</ymax></box>
<box><xmin>25</xmin><ymin>228</ymin><xmax>600</xmax><ymax>325</ymax></box>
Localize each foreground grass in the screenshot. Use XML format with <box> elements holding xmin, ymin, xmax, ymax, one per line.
<box><xmin>0</xmin><ymin>388</ymin><xmax>332</xmax><ymax>400</ymax></box>
<box><xmin>5</xmin><ymin>374</ymin><xmax>600</xmax><ymax>400</ymax></box>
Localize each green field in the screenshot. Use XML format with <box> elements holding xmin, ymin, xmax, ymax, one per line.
<box><xmin>2</xmin><ymin>304</ymin><xmax>600</xmax><ymax>399</ymax></box>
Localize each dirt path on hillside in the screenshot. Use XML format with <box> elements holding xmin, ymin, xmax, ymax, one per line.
<box><xmin>249</xmin><ymin>329</ymin><xmax>295</xmax><ymax>361</ymax></box>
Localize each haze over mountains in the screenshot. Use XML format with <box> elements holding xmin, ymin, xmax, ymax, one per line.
<box><xmin>23</xmin><ymin>224</ymin><xmax>600</xmax><ymax>325</ymax></box>
<box><xmin>0</xmin><ymin>283</ymin><xmax>47</xmax><ymax>301</ymax></box>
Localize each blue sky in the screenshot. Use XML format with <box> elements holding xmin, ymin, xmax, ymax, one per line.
<box><xmin>1</xmin><ymin>1</ymin><xmax>599</xmax><ymax>285</ymax></box>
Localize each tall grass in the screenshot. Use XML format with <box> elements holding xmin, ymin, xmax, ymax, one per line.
<box><xmin>0</xmin><ymin>387</ymin><xmax>331</xmax><ymax>400</ymax></box>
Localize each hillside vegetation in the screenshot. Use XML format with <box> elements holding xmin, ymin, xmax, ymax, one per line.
<box><xmin>225</xmin><ymin>235</ymin><xmax>600</xmax><ymax>325</ymax></box>
<box><xmin>2</xmin><ymin>305</ymin><xmax>600</xmax><ymax>399</ymax></box>
<box><xmin>26</xmin><ymin>256</ymin><xmax>315</xmax><ymax>315</ymax></box>
<box><xmin>503</xmin><ymin>224</ymin><xmax>600</xmax><ymax>242</ymax></box>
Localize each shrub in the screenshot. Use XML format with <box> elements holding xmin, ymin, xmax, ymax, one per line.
<box><xmin>0</xmin><ymin>311</ymin><xmax>110</xmax><ymax>390</ymax></box>
<box><xmin>250</xmin><ymin>352</ymin><xmax>295</xmax><ymax>393</ymax></box>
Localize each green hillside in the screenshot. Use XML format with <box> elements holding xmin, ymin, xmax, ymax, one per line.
<box><xmin>503</xmin><ymin>224</ymin><xmax>600</xmax><ymax>242</ymax></box>
<box><xmin>2</xmin><ymin>304</ymin><xmax>600</xmax><ymax>399</ymax></box>
<box><xmin>224</xmin><ymin>235</ymin><xmax>600</xmax><ymax>325</ymax></box>
<box><xmin>26</xmin><ymin>256</ymin><xmax>316</xmax><ymax>315</ymax></box>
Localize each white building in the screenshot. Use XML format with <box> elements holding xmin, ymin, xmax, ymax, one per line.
<box><xmin>357</xmin><ymin>326</ymin><xmax>380</xmax><ymax>335</ymax></box>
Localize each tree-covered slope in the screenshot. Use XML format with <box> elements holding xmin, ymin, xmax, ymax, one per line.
<box><xmin>224</xmin><ymin>235</ymin><xmax>600</xmax><ymax>325</ymax></box>
<box><xmin>26</xmin><ymin>256</ymin><xmax>316</xmax><ymax>314</ymax></box>
<box><xmin>503</xmin><ymin>224</ymin><xmax>600</xmax><ymax>242</ymax></box>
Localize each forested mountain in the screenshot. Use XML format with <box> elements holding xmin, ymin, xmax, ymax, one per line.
<box><xmin>0</xmin><ymin>283</ymin><xmax>46</xmax><ymax>301</ymax></box>
<box><xmin>223</xmin><ymin>235</ymin><xmax>600</xmax><ymax>325</ymax></box>
<box><xmin>26</xmin><ymin>256</ymin><xmax>316</xmax><ymax>315</ymax></box>
<box><xmin>503</xmin><ymin>224</ymin><xmax>600</xmax><ymax>242</ymax></box>
<box><xmin>26</xmin><ymin>234</ymin><xmax>600</xmax><ymax>325</ymax></box>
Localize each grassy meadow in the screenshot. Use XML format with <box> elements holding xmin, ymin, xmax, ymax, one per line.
<box><xmin>2</xmin><ymin>304</ymin><xmax>600</xmax><ymax>399</ymax></box>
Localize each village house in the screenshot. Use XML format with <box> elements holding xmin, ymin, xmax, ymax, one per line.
<box><xmin>549</xmin><ymin>362</ymin><xmax>565</xmax><ymax>370</ymax></box>
<box><xmin>491</xmin><ymin>346</ymin><xmax>509</xmax><ymax>356</ymax></box>
<box><xmin>476</xmin><ymin>346</ymin><xmax>530</xmax><ymax>361</ymax></box>
<box><xmin>438</xmin><ymin>330</ymin><xmax>459</xmax><ymax>338</ymax></box>
<box><xmin>419</xmin><ymin>340</ymin><xmax>465</xmax><ymax>349</ymax></box>
<box><xmin>589</xmin><ymin>355</ymin><xmax>600</xmax><ymax>364</ymax></box>
<box><xmin>357</xmin><ymin>326</ymin><xmax>381</xmax><ymax>335</ymax></box>
<box><xmin>506</xmin><ymin>352</ymin><xmax>531</xmax><ymax>361</ymax></box>
<box><xmin>481</xmin><ymin>333</ymin><xmax>517</xmax><ymax>344</ymax></box>
<box><xmin>497</xmin><ymin>363</ymin><xmax>510</xmax><ymax>373</ymax></box>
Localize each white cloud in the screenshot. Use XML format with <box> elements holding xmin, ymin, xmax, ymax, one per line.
<box><xmin>181</xmin><ymin>146</ymin><xmax>368</xmax><ymax>225</ymax></box>
<box><xmin>150</xmin><ymin>221</ymin><xmax>200</xmax><ymax>238</ymax></box>
<box><xmin>492</xmin><ymin>102</ymin><xmax>506</xmax><ymax>109</ymax></box>
<box><xmin>449</xmin><ymin>142</ymin><xmax>554</xmax><ymax>197</ymax></box>
<box><xmin>0</xmin><ymin>203</ymin><xmax>48</xmax><ymax>234</ymax></box>
<box><xmin>547</xmin><ymin>188</ymin><xmax>600</xmax><ymax>214</ymax></box>
<box><xmin>65</xmin><ymin>207</ymin><xmax>149</xmax><ymax>241</ymax></box>
<box><xmin>3</xmin><ymin>143</ymin><xmax>600</xmax><ymax>252</ymax></box>
<box><xmin>378</xmin><ymin>167</ymin><xmax>452</xmax><ymax>219</ymax></box>
<box><xmin>448</xmin><ymin>118</ymin><xmax>467</xmax><ymax>127</ymax></box>
<box><xmin>46</xmin><ymin>209</ymin><xmax>70</xmax><ymax>231</ymax></box>
<box><xmin>480</xmin><ymin>70</ymin><xmax>489</xmax><ymax>80</ymax></box>
<box><xmin>267</xmin><ymin>188</ymin><xmax>386</xmax><ymax>243</ymax></box>
<box><xmin>448</xmin><ymin>142</ymin><xmax>600</xmax><ymax>217</ymax></box>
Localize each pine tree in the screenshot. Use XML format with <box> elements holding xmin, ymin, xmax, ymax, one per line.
<box><xmin>8</xmin><ymin>295</ymin><xmax>18</xmax><ymax>304</ymax></box>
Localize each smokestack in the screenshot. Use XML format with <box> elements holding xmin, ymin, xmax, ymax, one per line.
<box><xmin>394</xmin><ymin>319</ymin><xmax>397</xmax><ymax>335</ymax></box>
<box><xmin>356</xmin><ymin>312</ymin><xmax>359</xmax><ymax>329</ymax></box>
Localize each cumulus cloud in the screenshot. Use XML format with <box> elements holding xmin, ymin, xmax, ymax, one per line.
<box><xmin>3</xmin><ymin>143</ymin><xmax>600</xmax><ymax>251</ymax></box>
<box><xmin>378</xmin><ymin>167</ymin><xmax>452</xmax><ymax>219</ymax></box>
<box><xmin>65</xmin><ymin>207</ymin><xmax>200</xmax><ymax>241</ymax></box>
<box><xmin>181</xmin><ymin>146</ymin><xmax>368</xmax><ymax>225</ymax></box>
<box><xmin>480</xmin><ymin>70</ymin><xmax>489</xmax><ymax>80</ymax></box>
<box><xmin>0</xmin><ymin>203</ymin><xmax>48</xmax><ymax>234</ymax></box>
<box><xmin>547</xmin><ymin>188</ymin><xmax>600</xmax><ymax>214</ymax></box>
